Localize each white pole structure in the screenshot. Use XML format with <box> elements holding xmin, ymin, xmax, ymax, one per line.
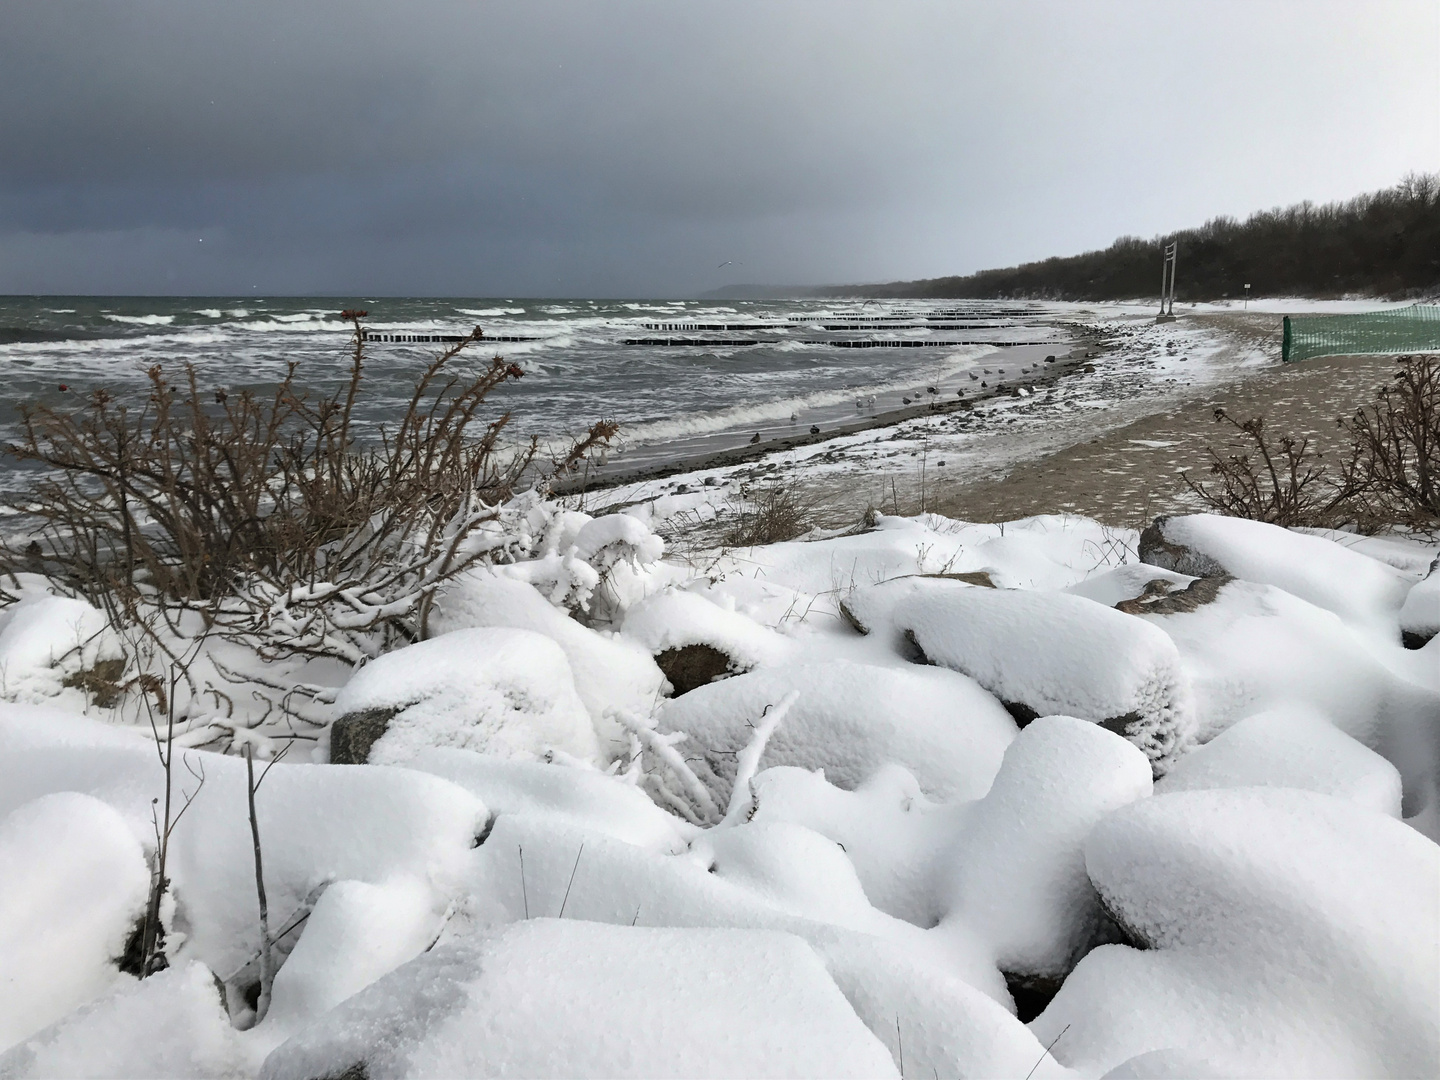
<box><xmin>1163</xmin><ymin>243</ymin><xmax>1175</xmax><ymax>315</ymax></box>
<box><xmin>1159</xmin><ymin>241</ymin><xmax>1169</xmax><ymax>317</ymax></box>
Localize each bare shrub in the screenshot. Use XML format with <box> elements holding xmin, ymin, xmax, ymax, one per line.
<box><xmin>1337</xmin><ymin>355</ymin><xmax>1439</xmax><ymax>530</ymax></box>
<box><xmin>1181</xmin><ymin>409</ymin><xmax>1353</xmax><ymax>527</ymax></box>
<box><xmin>2</xmin><ymin>313</ymin><xmax>616</xmax><ymax>723</ymax></box>
<box><xmin>1184</xmin><ymin>354</ymin><xmax>1439</xmax><ymax>533</ymax></box>
<box><xmin>723</xmin><ymin>481</ymin><xmax>811</xmax><ymax>546</ymax></box>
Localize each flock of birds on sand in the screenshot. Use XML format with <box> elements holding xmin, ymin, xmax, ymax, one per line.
<box><xmin>744</xmin><ymin>358</ymin><xmax>1055</xmax><ymax>449</ymax></box>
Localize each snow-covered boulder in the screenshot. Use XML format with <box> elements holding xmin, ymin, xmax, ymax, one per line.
<box><xmin>937</xmin><ymin>716</ymin><xmax>1153</xmax><ymax>1012</ymax></box>
<box><xmin>655</xmin><ymin>660</ymin><xmax>1017</xmax><ymax>812</ymax></box>
<box><xmin>1032</xmin><ymin>788</ymin><xmax>1440</xmax><ymax>1078</ymax></box>
<box><xmin>331</xmin><ymin>627</ymin><xmax>599</xmax><ymax>765</ymax></box>
<box><xmin>621</xmin><ymin>588</ymin><xmax>794</xmax><ymax>694</ymax></box>
<box><xmin>1401</xmin><ymin>557</ymin><xmax>1440</xmax><ymax>649</ymax></box>
<box><xmin>259</xmin><ymin>921</ymin><xmax>899</xmax><ymax>1080</ymax></box>
<box><xmin>893</xmin><ymin>584</ymin><xmax>1195</xmax><ymax>775</ymax></box>
<box><xmin>0</xmin><ymin>961</ymin><xmax>245</xmax><ymax>1079</ymax></box>
<box><xmin>1135</xmin><ymin>577</ymin><xmax>1440</xmax><ymax>831</ymax></box>
<box><xmin>0</xmin><ymin>792</ymin><xmax>151</xmax><ymax>1049</ymax></box>
<box><xmin>1155</xmin><ymin>707</ymin><xmax>1403</xmax><ymax>816</ymax></box>
<box><xmin>430</xmin><ymin>573</ymin><xmax>666</xmax><ymax>758</ymax></box>
<box><xmin>1140</xmin><ymin>514</ymin><xmax>1413</xmax><ymax>637</ymax></box>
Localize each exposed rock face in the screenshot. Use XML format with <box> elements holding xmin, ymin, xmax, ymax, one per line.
<box><xmin>328</xmin><ymin>708</ymin><xmax>398</xmax><ymax>765</ymax></box>
<box><xmin>1113</xmin><ymin>574</ymin><xmax>1234</xmax><ymax>616</ymax></box>
<box><xmin>1138</xmin><ymin>517</ymin><xmax>1229</xmax><ymax>578</ymax></box>
<box><xmin>654</xmin><ymin>644</ymin><xmax>736</xmax><ymax>697</ymax></box>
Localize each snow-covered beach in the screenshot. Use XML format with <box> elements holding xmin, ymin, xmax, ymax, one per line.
<box><xmin>1</xmin><ymin>301</ymin><xmax>1437</xmax><ymax>1078</ymax></box>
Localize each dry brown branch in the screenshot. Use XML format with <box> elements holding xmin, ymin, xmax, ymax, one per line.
<box><xmin>1</xmin><ymin>313</ymin><xmax>616</xmax><ymax>724</ymax></box>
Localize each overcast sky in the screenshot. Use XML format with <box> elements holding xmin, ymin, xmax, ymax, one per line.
<box><xmin>1</xmin><ymin>0</ymin><xmax>1435</xmax><ymax>297</ymax></box>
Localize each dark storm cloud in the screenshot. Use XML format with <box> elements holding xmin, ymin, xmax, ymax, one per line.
<box><xmin>1</xmin><ymin>0</ymin><xmax>1435</xmax><ymax>296</ymax></box>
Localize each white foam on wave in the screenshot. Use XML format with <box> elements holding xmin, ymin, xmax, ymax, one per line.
<box><xmin>618</xmin><ymin>344</ymin><xmax>993</xmax><ymax>445</ymax></box>
<box><xmin>102</xmin><ymin>313</ymin><xmax>175</xmax><ymax>326</ymax></box>
<box><xmin>194</xmin><ymin>309</ymin><xmax>223</xmax><ymax>318</ymax></box>
<box><xmin>456</xmin><ymin>307</ymin><xmax>526</xmax><ymax>317</ymax></box>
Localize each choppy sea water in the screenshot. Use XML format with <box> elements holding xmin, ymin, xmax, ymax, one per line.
<box><xmin>0</xmin><ymin>296</ymin><xmax>1072</xmax><ymax>486</ymax></box>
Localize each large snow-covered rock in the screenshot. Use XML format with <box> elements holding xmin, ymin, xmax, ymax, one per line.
<box><xmin>891</xmin><ymin>583</ymin><xmax>1195</xmax><ymax>774</ymax></box>
<box><xmin>1155</xmin><ymin>707</ymin><xmax>1403</xmax><ymax>817</ymax></box>
<box><xmin>1140</xmin><ymin>514</ymin><xmax>1414</xmax><ymax>637</ymax></box>
<box><xmin>937</xmin><ymin>716</ymin><xmax>1153</xmax><ymax>997</ymax></box>
<box><xmin>429</xmin><ymin>573</ymin><xmax>667</xmax><ymax>757</ymax></box>
<box><xmin>0</xmin><ymin>792</ymin><xmax>151</xmax><ymax>1049</ymax></box>
<box><xmin>333</xmin><ymin>627</ymin><xmax>599</xmax><ymax>765</ymax></box>
<box><xmin>1033</xmin><ymin>788</ymin><xmax>1440</xmax><ymax>1078</ymax></box>
<box><xmin>655</xmin><ymin>660</ymin><xmax>1016</xmax><ymax>809</ymax></box>
<box><xmin>259</xmin><ymin>920</ymin><xmax>899</xmax><ymax>1080</ymax></box>
<box><xmin>621</xmin><ymin>587</ymin><xmax>795</xmax><ymax>692</ymax></box>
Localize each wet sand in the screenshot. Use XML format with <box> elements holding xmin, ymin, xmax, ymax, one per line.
<box><xmin>927</xmin><ymin>313</ymin><xmax>1410</xmax><ymax>528</ymax></box>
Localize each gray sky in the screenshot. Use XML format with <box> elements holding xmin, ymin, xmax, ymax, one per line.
<box><xmin>1</xmin><ymin>0</ymin><xmax>1435</xmax><ymax>297</ymax></box>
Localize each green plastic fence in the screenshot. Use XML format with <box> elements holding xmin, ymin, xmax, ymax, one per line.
<box><xmin>1282</xmin><ymin>304</ymin><xmax>1440</xmax><ymax>362</ymax></box>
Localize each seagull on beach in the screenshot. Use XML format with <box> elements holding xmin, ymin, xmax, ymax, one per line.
<box><xmin>749</xmin><ymin>432</ymin><xmax>761</xmax><ymax>443</ymax></box>
<box><xmin>968</xmin><ymin>372</ymin><xmax>978</xmax><ymax>380</ymax></box>
<box><xmin>927</xmin><ymin>386</ymin><xmax>938</xmax><ymax>395</ymax></box>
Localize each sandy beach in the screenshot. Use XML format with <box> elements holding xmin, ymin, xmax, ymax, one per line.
<box><xmin>584</xmin><ymin>303</ymin><xmax>1426</xmax><ymax>540</ymax></box>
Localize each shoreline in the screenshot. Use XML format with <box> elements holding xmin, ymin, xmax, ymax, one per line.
<box><xmin>560</xmin><ymin>327</ymin><xmax>1099</xmax><ymax>493</ymax></box>
<box><xmin>577</xmin><ymin>306</ymin><xmax>1427</xmax><ymax>537</ymax></box>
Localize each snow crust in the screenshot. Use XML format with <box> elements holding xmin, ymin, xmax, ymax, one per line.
<box><xmin>0</xmin><ymin>962</ymin><xmax>245</xmax><ymax>1080</ymax></box>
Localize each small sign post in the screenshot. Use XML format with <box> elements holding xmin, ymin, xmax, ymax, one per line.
<box><xmin>1244</xmin><ymin>283</ymin><xmax>1251</xmax><ymax>310</ymax></box>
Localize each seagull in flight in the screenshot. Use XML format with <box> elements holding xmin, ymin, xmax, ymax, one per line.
<box><xmin>718</xmin><ymin>260</ymin><xmax>735</xmax><ymax>269</ymax></box>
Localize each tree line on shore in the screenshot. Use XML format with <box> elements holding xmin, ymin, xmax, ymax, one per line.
<box><xmin>844</xmin><ymin>173</ymin><xmax>1440</xmax><ymax>302</ymax></box>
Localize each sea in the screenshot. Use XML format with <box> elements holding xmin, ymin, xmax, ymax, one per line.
<box><xmin>0</xmin><ymin>296</ymin><xmax>1073</xmax><ymax>487</ymax></box>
